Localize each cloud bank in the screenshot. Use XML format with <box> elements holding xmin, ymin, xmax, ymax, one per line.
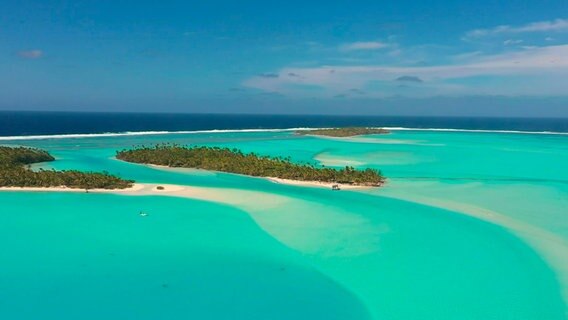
<box><xmin>340</xmin><ymin>41</ymin><xmax>389</xmax><ymax>51</ymax></box>
<box><xmin>465</xmin><ymin>18</ymin><xmax>568</xmax><ymax>39</ymax></box>
<box><xmin>244</xmin><ymin>45</ymin><xmax>568</xmax><ymax>97</ymax></box>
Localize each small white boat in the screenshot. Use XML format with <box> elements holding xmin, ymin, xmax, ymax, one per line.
<box><xmin>139</xmin><ymin>211</ymin><xmax>148</xmax><ymax>217</ymax></box>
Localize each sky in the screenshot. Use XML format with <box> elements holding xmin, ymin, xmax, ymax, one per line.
<box><xmin>1</xmin><ymin>0</ymin><xmax>567</xmax><ymax>116</ymax></box>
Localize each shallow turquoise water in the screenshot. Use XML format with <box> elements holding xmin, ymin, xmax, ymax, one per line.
<box><xmin>1</xmin><ymin>130</ymin><xmax>567</xmax><ymax>319</ymax></box>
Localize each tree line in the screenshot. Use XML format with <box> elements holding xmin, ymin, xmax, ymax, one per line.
<box><xmin>0</xmin><ymin>146</ymin><xmax>133</xmax><ymax>189</ymax></box>
<box><xmin>116</xmin><ymin>144</ymin><xmax>385</xmax><ymax>186</ymax></box>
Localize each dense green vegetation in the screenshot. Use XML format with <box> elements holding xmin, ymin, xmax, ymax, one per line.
<box><xmin>0</xmin><ymin>146</ymin><xmax>133</xmax><ymax>189</ymax></box>
<box><xmin>0</xmin><ymin>146</ymin><xmax>54</xmax><ymax>165</ymax></box>
<box><xmin>296</xmin><ymin>127</ymin><xmax>389</xmax><ymax>137</ymax></box>
<box><xmin>116</xmin><ymin>145</ymin><xmax>385</xmax><ymax>186</ymax></box>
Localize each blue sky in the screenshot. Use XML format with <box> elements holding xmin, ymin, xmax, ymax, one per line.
<box><xmin>1</xmin><ymin>0</ymin><xmax>567</xmax><ymax>116</ymax></box>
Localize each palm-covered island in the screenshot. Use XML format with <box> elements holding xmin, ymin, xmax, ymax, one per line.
<box><xmin>296</xmin><ymin>127</ymin><xmax>389</xmax><ymax>137</ymax></box>
<box><xmin>0</xmin><ymin>146</ymin><xmax>133</xmax><ymax>189</ymax></box>
<box><xmin>116</xmin><ymin>145</ymin><xmax>385</xmax><ymax>187</ymax></box>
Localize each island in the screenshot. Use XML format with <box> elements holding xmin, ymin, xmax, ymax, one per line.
<box><xmin>295</xmin><ymin>127</ymin><xmax>389</xmax><ymax>137</ymax></box>
<box><xmin>0</xmin><ymin>146</ymin><xmax>133</xmax><ymax>189</ymax></box>
<box><xmin>116</xmin><ymin>145</ymin><xmax>385</xmax><ymax>187</ymax></box>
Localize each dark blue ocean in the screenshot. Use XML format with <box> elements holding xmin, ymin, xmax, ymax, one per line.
<box><xmin>1</xmin><ymin>111</ymin><xmax>567</xmax><ymax>136</ymax></box>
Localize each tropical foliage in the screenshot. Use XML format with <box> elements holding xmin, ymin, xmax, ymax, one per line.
<box><xmin>296</xmin><ymin>127</ymin><xmax>389</xmax><ymax>137</ymax></box>
<box><xmin>116</xmin><ymin>145</ymin><xmax>385</xmax><ymax>186</ymax></box>
<box><xmin>0</xmin><ymin>146</ymin><xmax>54</xmax><ymax>165</ymax></box>
<box><xmin>0</xmin><ymin>146</ymin><xmax>133</xmax><ymax>189</ymax></box>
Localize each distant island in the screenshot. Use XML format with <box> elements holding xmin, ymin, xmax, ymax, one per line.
<box><xmin>0</xmin><ymin>146</ymin><xmax>133</xmax><ymax>189</ymax></box>
<box><xmin>116</xmin><ymin>145</ymin><xmax>385</xmax><ymax>187</ymax></box>
<box><xmin>296</xmin><ymin>127</ymin><xmax>390</xmax><ymax>137</ymax></box>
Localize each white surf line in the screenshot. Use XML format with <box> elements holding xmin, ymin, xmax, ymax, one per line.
<box><xmin>378</xmin><ymin>191</ymin><xmax>568</xmax><ymax>314</ymax></box>
<box><xmin>1</xmin><ymin>126</ymin><xmax>566</xmax><ymax>141</ymax></box>
<box><xmin>384</xmin><ymin>127</ymin><xmax>568</xmax><ymax>135</ymax></box>
<box><xmin>0</xmin><ymin>128</ymin><xmax>315</xmax><ymax>141</ymax></box>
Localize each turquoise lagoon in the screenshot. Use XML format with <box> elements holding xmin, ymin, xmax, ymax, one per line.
<box><xmin>1</xmin><ymin>130</ymin><xmax>567</xmax><ymax>319</ymax></box>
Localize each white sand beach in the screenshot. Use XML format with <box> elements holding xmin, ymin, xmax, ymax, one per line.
<box><xmin>0</xmin><ymin>184</ymin><xmax>146</xmax><ymax>193</ymax></box>
<box><xmin>266</xmin><ymin>177</ymin><xmax>375</xmax><ymax>189</ymax></box>
<box><xmin>0</xmin><ymin>183</ymin><xmax>291</xmax><ymax>211</ymax></box>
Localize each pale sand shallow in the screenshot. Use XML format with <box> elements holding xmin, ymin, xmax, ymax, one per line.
<box><xmin>0</xmin><ymin>183</ymin><xmax>383</xmax><ymax>258</ymax></box>
<box><xmin>378</xmin><ymin>185</ymin><xmax>568</xmax><ymax>312</ymax></box>
<box><xmin>0</xmin><ymin>184</ymin><xmax>146</xmax><ymax>193</ymax></box>
<box><xmin>0</xmin><ymin>180</ymin><xmax>370</xmax><ymax>206</ymax></box>
<box><xmin>303</xmin><ymin>134</ymin><xmax>425</xmax><ymax>145</ymax></box>
<box><xmin>315</xmin><ymin>151</ymin><xmax>426</xmax><ymax>167</ymax></box>
<box><xmin>313</xmin><ymin>154</ymin><xmax>366</xmax><ymax>167</ymax></box>
<box><xmin>0</xmin><ymin>183</ymin><xmax>290</xmax><ymax>211</ymax></box>
<box><xmin>304</xmin><ymin>134</ymin><xmax>445</xmax><ymax>147</ymax></box>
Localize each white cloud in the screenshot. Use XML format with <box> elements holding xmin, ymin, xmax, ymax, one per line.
<box><xmin>465</xmin><ymin>19</ymin><xmax>568</xmax><ymax>39</ymax></box>
<box><xmin>340</xmin><ymin>41</ymin><xmax>389</xmax><ymax>51</ymax></box>
<box><xmin>503</xmin><ymin>39</ymin><xmax>524</xmax><ymax>46</ymax></box>
<box><xmin>243</xmin><ymin>45</ymin><xmax>568</xmax><ymax>97</ymax></box>
<box><xmin>18</xmin><ymin>49</ymin><xmax>43</xmax><ymax>59</ymax></box>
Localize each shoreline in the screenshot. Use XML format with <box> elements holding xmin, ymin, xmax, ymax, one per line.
<box><xmin>0</xmin><ymin>184</ymin><xmax>147</xmax><ymax>194</ymax></box>
<box><xmin>0</xmin><ymin>182</ymin><xmax>292</xmax><ymax>212</ymax></box>
<box><xmin>142</xmin><ymin>162</ymin><xmax>380</xmax><ymax>189</ymax></box>
<box><xmin>266</xmin><ymin>177</ymin><xmax>376</xmax><ymax>189</ymax></box>
<box><xmin>0</xmin><ymin>176</ymin><xmax>377</xmax><ymax>194</ymax></box>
